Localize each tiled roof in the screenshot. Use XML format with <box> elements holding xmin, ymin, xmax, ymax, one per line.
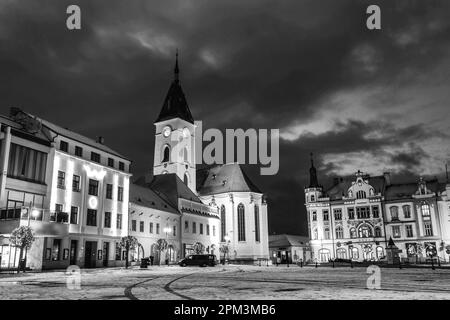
<box><xmin>129</xmin><ymin>183</ymin><xmax>179</xmax><ymax>214</ymax></box>
<box><xmin>269</xmin><ymin>234</ymin><xmax>310</xmax><ymax>248</ymax></box>
<box><xmin>384</xmin><ymin>178</ymin><xmax>441</xmax><ymax>200</ymax></box>
<box><xmin>196</xmin><ymin>163</ymin><xmax>262</xmax><ymax>195</ymax></box>
<box><xmin>325</xmin><ymin>175</ymin><xmax>385</xmax><ymax>200</ymax></box>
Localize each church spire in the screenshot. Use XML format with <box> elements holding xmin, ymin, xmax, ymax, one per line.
<box><xmin>174</xmin><ymin>49</ymin><xmax>179</xmax><ymax>82</ymax></box>
<box><xmin>309</xmin><ymin>152</ymin><xmax>319</xmax><ymax>188</ymax></box>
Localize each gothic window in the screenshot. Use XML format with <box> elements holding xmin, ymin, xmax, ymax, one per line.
<box><xmin>183</xmin><ymin>172</ymin><xmax>189</xmax><ymax>186</ymax></box>
<box><xmin>324</xmin><ymin>228</ymin><xmax>330</xmax><ymax>240</ymax></box>
<box><xmin>358</xmin><ymin>224</ymin><xmax>372</xmax><ymax>238</ymax></box>
<box><xmin>403</xmin><ymin>205</ymin><xmax>411</xmax><ymax>218</ymax></box>
<box><xmin>390</xmin><ymin>206</ymin><xmax>399</xmax><ymax>221</ymax></box>
<box><xmin>254</xmin><ymin>205</ymin><xmax>260</xmax><ymax>242</ymax></box>
<box><xmin>335</xmin><ymin>226</ymin><xmax>344</xmax><ymax>239</ymax></box>
<box><xmin>374</xmin><ymin>226</ymin><xmax>382</xmax><ymax>237</ymax></box>
<box><xmin>162</xmin><ymin>145</ymin><xmax>170</xmax><ymax>163</ymax></box>
<box><xmin>237</xmin><ymin>203</ymin><xmax>246</xmax><ymax>241</ymax></box>
<box><xmin>356</xmin><ymin>190</ymin><xmax>366</xmax><ymax>199</ymax></box>
<box><xmin>220</xmin><ymin>205</ymin><xmax>226</xmax><ymax>242</ymax></box>
<box><xmin>350</xmin><ymin>228</ymin><xmax>357</xmax><ymax>238</ymax></box>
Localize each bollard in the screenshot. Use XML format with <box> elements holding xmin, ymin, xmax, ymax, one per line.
<box><xmin>438</xmin><ymin>258</ymin><xmax>441</xmax><ymax>268</ymax></box>
<box><xmin>351</xmin><ymin>260</ymin><xmax>354</xmax><ymax>268</ymax></box>
<box><xmin>332</xmin><ymin>260</ymin><xmax>335</xmax><ymax>268</ymax></box>
<box><xmin>315</xmin><ymin>261</ymin><xmax>318</xmax><ymax>268</ymax></box>
<box><xmin>300</xmin><ymin>260</ymin><xmax>303</xmax><ymax>268</ymax></box>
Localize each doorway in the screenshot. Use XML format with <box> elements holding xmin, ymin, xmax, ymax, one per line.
<box><xmin>103</xmin><ymin>242</ymin><xmax>109</xmax><ymax>267</ymax></box>
<box><xmin>70</xmin><ymin>240</ymin><xmax>78</xmax><ymax>265</ymax></box>
<box><xmin>84</xmin><ymin>241</ymin><xmax>97</xmax><ymax>268</ymax></box>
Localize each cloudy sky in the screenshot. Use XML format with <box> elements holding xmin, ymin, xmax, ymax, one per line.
<box><xmin>1</xmin><ymin>0</ymin><xmax>449</xmax><ymax>235</ymax></box>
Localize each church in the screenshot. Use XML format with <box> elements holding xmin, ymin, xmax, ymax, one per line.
<box><xmin>128</xmin><ymin>55</ymin><xmax>270</xmax><ymax>264</ymax></box>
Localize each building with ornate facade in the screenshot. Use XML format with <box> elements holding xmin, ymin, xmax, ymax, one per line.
<box><xmin>305</xmin><ymin>154</ymin><xmax>450</xmax><ymax>263</ymax></box>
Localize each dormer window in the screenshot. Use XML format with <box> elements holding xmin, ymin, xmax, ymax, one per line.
<box><xmin>356</xmin><ymin>190</ymin><xmax>366</xmax><ymax>199</ymax></box>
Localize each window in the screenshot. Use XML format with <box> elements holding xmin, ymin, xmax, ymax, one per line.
<box><xmin>376</xmin><ymin>246</ymin><xmax>384</xmax><ymax>259</ymax></box>
<box><xmin>192</xmin><ymin>222</ymin><xmax>196</xmax><ymax>233</ymax></box>
<box><xmin>374</xmin><ymin>226</ymin><xmax>382</xmax><ymax>237</ymax></box>
<box><xmin>184</xmin><ymin>221</ymin><xmax>189</xmax><ymax>232</ymax></box>
<box><xmin>324</xmin><ymin>228</ymin><xmax>330</xmax><ymax>240</ymax></box>
<box><xmin>348</xmin><ymin>208</ymin><xmax>355</xmax><ymax>219</ymax></box>
<box><xmin>406</xmin><ymin>225</ymin><xmax>413</xmax><ymax>238</ymax></box>
<box><xmin>104</xmin><ymin>212</ymin><xmax>111</xmax><ymax>228</ymax></box>
<box><xmin>312</xmin><ymin>211</ymin><xmax>317</xmax><ymax>221</ymax></box>
<box><xmin>52</xmin><ymin>239</ymin><xmax>61</xmax><ymax>261</ymax></box>
<box><xmin>91</xmin><ymin>152</ymin><xmax>100</xmax><ymax>163</ymax></box>
<box><xmin>323</xmin><ymin>210</ymin><xmax>329</xmax><ymax>221</ymax></box>
<box><xmin>72</xmin><ymin>175</ymin><xmax>81</xmax><ymax>192</ymax></box>
<box><xmin>117</xmin><ymin>214</ymin><xmax>122</xmax><ymax>229</ymax></box>
<box><xmin>356</xmin><ymin>190</ymin><xmax>367</xmax><ymax>199</ymax></box>
<box><xmin>351</xmin><ymin>247</ymin><xmax>359</xmax><ymax>259</ymax></box>
<box><xmin>162</xmin><ymin>145</ymin><xmax>170</xmax><ymax>163</ymax></box>
<box><xmin>421</xmin><ymin>204</ymin><xmax>431</xmax><ymax>220</ymax></box>
<box><xmin>108</xmin><ymin>158</ymin><xmax>114</xmax><ymax>168</ymax></box>
<box><xmin>150</xmin><ymin>222</ymin><xmax>153</xmax><ymax>233</ymax></box>
<box><xmin>86</xmin><ymin>209</ymin><xmax>97</xmax><ymax>226</ymax></box>
<box><xmin>131</xmin><ymin>220</ymin><xmax>136</xmax><ymax>232</ymax></box>
<box><xmin>173</xmin><ymin>226</ymin><xmax>176</xmax><ymax>236</ymax></box>
<box><xmin>140</xmin><ymin>221</ymin><xmax>144</xmax><ymax>233</ymax></box>
<box><xmin>200</xmin><ymin>223</ymin><xmax>204</xmax><ymax>235</ymax></box>
<box><xmin>213</xmin><ymin>226</ymin><xmax>216</xmax><ymax>237</ymax></box>
<box><xmin>206</xmin><ymin>224</ymin><xmax>210</xmax><ymax>236</ymax></box>
<box><xmin>60</xmin><ymin>141</ymin><xmax>68</xmax><ymax>152</ymax></box>
<box><xmin>333</xmin><ymin>209</ymin><xmax>342</xmax><ymax>220</ymax></box>
<box><xmin>88</xmin><ymin>179</ymin><xmax>99</xmax><ymax>196</ymax></box>
<box><xmin>310</xmin><ymin>195</ymin><xmax>315</xmax><ymax>202</ymax></box>
<box><xmin>358</xmin><ymin>224</ymin><xmax>372</xmax><ymax>238</ymax></box>
<box><xmin>156</xmin><ymin>223</ymin><xmax>160</xmax><ymax>234</ymax></box>
<box><xmin>424</xmin><ymin>222</ymin><xmax>433</xmax><ymax>236</ymax></box>
<box><xmin>356</xmin><ymin>206</ymin><xmax>370</xmax><ymax>219</ymax></box>
<box><xmin>336</xmin><ymin>226</ymin><xmax>344</xmax><ymax>239</ymax></box>
<box><xmin>53</xmin><ymin>204</ymin><xmax>63</xmax><ymax>223</ymax></box>
<box><xmin>392</xmin><ymin>225</ymin><xmax>401</xmax><ymax>238</ymax></box>
<box><xmin>7</xmin><ymin>143</ymin><xmax>48</xmax><ymax>184</ymax></box>
<box><xmin>75</xmin><ymin>146</ymin><xmax>83</xmax><ymax>157</ymax></box>
<box><xmin>237</xmin><ymin>203</ymin><xmax>246</xmax><ymax>241</ymax></box>
<box><xmin>119</xmin><ymin>161</ymin><xmax>125</xmax><ymax>171</ymax></box>
<box><xmin>118</xmin><ymin>187</ymin><xmax>123</xmax><ymax>202</ymax></box>
<box><xmin>390</xmin><ymin>206</ymin><xmax>399</xmax><ymax>221</ymax></box>
<box><xmin>57</xmin><ymin>171</ymin><xmax>65</xmax><ymax>189</ymax></box>
<box><xmin>70</xmin><ymin>206</ymin><xmax>78</xmax><ymax>224</ymax></box>
<box><xmin>254</xmin><ymin>205</ymin><xmax>260</xmax><ymax>242</ymax></box>
<box><xmin>403</xmin><ymin>205</ymin><xmax>411</xmax><ymax>219</ymax></box>
<box><xmin>313</xmin><ymin>228</ymin><xmax>318</xmax><ymax>240</ymax></box>
<box><xmin>220</xmin><ymin>205</ymin><xmax>226</xmax><ymax>241</ymax></box>
<box><xmin>350</xmin><ymin>228</ymin><xmax>357</xmax><ymax>238</ymax></box>
<box><xmin>115</xmin><ymin>243</ymin><xmax>122</xmax><ymax>261</ymax></box>
<box><xmin>372</xmin><ymin>206</ymin><xmax>379</xmax><ymax>218</ymax></box>
<box><xmin>183</xmin><ymin>147</ymin><xmax>188</xmax><ymax>163</ymax></box>
<box><xmin>106</xmin><ymin>184</ymin><xmax>113</xmax><ymax>199</ymax></box>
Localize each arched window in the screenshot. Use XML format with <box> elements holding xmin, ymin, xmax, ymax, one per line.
<box><xmin>374</xmin><ymin>226</ymin><xmax>382</xmax><ymax>237</ymax></box>
<box><xmin>336</xmin><ymin>226</ymin><xmax>344</xmax><ymax>239</ymax></box>
<box><xmin>220</xmin><ymin>205</ymin><xmax>226</xmax><ymax>242</ymax></box>
<box><xmin>162</xmin><ymin>145</ymin><xmax>170</xmax><ymax>163</ymax></box>
<box><xmin>376</xmin><ymin>246</ymin><xmax>384</xmax><ymax>259</ymax></box>
<box><xmin>183</xmin><ymin>172</ymin><xmax>189</xmax><ymax>186</ymax></box>
<box><xmin>183</xmin><ymin>147</ymin><xmax>189</xmax><ymax>163</ymax></box>
<box><xmin>390</xmin><ymin>206</ymin><xmax>399</xmax><ymax>220</ymax></box>
<box><xmin>254</xmin><ymin>205</ymin><xmax>260</xmax><ymax>242</ymax></box>
<box><xmin>351</xmin><ymin>247</ymin><xmax>359</xmax><ymax>260</ymax></box>
<box><xmin>358</xmin><ymin>224</ymin><xmax>372</xmax><ymax>238</ymax></box>
<box><xmin>336</xmin><ymin>248</ymin><xmax>347</xmax><ymax>259</ymax></box>
<box><xmin>313</xmin><ymin>228</ymin><xmax>318</xmax><ymax>240</ymax></box>
<box><xmin>356</xmin><ymin>190</ymin><xmax>367</xmax><ymax>199</ymax></box>
<box><xmin>421</xmin><ymin>204</ymin><xmax>431</xmax><ymax>218</ymax></box>
<box><xmin>312</xmin><ymin>211</ymin><xmax>317</xmax><ymax>221</ymax></box>
<box><xmin>318</xmin><ymin>249</ymin><xmax>330</xmax><ymax>262</ymax></box>
<box><xmin>350</xmin><ymin>228</ymin><xmax>357</xmax><ymax>239</ymax></box>
<box><xmin>237</xmin><ymin>203</ymin><xmax>246</xmax><ymax>241</ymax></box>
<box><xmin>324</xmin><ymin>228</ymin><xmax>330</xmax><ymax>240</ymax></box>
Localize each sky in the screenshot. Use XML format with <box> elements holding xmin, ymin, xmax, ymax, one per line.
<box><xmin>1</xmin><ymin>0</ymin><xmax>449</xmax><ymax>235</ymax></box>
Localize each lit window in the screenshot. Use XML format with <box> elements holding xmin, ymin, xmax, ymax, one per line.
<box><xmin>421</xmin><ymin>204</ymin><xmax>431</xmax><ymax>220</ymax></box>
<box><xmin>392</xmin><ymin>225</ymin><xmax>401</xmax><ymax>238</ymax></box>
<box><xmin>162</xmin><ymin>145</ymin><xmax>170</xmax><ymax>163</ymax></box>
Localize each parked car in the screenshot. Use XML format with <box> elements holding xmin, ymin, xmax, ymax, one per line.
<box><xmin>178</xmin><ymin>254</ymin><xmax>217</xmax><ymax>267</ymax></box>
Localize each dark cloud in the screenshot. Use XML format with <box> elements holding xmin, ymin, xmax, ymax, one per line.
<box><xmin>1</xmin><ymin>0</ymin><xmax>449</xmax><ymax>236</ymax></box>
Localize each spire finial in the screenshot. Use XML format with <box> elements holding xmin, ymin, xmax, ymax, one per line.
<box><xmin>174</xmin><ymin>49</ymin><xmax>179</xmax><ymax>82</ymax></box>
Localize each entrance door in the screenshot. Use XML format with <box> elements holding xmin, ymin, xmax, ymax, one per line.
<box><xmin>84</xmin><ymin>241</ymin><xmax>97</xmax><ymax>268</ymax></box>
<box><xmin>103</xmin><ymin>242</ymin><xmax>109</xmax><ymax>267</ymax></box>
<box><xmin>70</xmin><ymin>240</ymin><xmax>78</xmax><ymax>265</ymax></box>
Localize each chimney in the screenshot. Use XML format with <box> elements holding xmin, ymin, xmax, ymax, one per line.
<box><xmin>96</xmin><ymin>136</ymin><xmax>105</xmax><ymax>144</ymax></box>
<box><xmin>383</xmin><ymin>172</ymin><xmax>391</xmax><ymax>186</ymax></box>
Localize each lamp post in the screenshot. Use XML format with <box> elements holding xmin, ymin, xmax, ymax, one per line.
<box><xmin>163</xmin><ymin>227</ymin><xmax>171</xmax><ymax>265</ymax></box>
<box><xmin>223</xmin><ymin>235</ymin><xmax>231</xmax><ymax>265</ymax></box>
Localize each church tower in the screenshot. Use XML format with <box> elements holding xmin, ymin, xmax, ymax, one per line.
<box><xmin>304</xmin><ymin>153</ymin><xmax>323</xmax><ymax>203</ymax></box>
<box><xmin>153</xmin><ymin>52</ymin><xmax>197</xmax><ymax>192</ymax></box>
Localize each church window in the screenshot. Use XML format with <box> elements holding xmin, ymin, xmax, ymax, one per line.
<box><xmin>392</xmin><ymin>225</ymin><xmax>401</xmax><ymax>238</ymax></box>
<box><xmin>220</xmin><ymin>205</ymin><xmax>226</xmax><ymax>242</ymax></box>
<box><xmin>237</xmin><ymin>203</ymin><xmax>246</xmax><ymax>241</ymax></box>
<box><xmin>162</xmin><ymin>145</ymin><xmax>170</xmax><ymax>163</ymax></box>
<box><xmin>356</xmin><ymin>190</ymin><xmax>366</xmax><ymax>199</ymax></box>
<box><xmin>335</xmin><ymin>226</ymin><xmax>343</xmax><ymax>239</ymax></box>
<box><xmin>390</xmin><ymin>206</ymin><xmax>399</xmax><ymax>221</ymax></box>
<box><xmin>254</xmin><ymin>205</ymin><xmax>260</xmax><ymax>242</ymax></box>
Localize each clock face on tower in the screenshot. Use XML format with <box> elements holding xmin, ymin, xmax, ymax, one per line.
<box><xmin>162</xmin><ymin>126</ymin><xmax>171</xmax><ymax>137</ymax></box>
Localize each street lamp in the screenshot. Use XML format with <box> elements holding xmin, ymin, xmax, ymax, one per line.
<box><xmin>163</xmin><ymin>227</ymin><xmax>171</xmax><ymax>265</ymax></box>
<box><xmin>223</xmin><ymin>235</ymin><xmax>231</xmax><ymax>265</ymax></box>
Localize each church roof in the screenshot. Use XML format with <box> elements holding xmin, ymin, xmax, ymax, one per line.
<box><xmin>269</xmin><ymin>234</ymin><xmax>310</xmax><ymax>248</ymax></box>
<box><xmin>155</xmin><ymin>54</ymin><xmax>194</xmax><ymax>124</ymax></box>
<box><xmin>129</xmin><ymin>183</ymin><xmax>179</xmax><ymax>214</ymax></box>
<box><xmin>196</xmin><ymin>163</ymin><xmax>262</xmax><ymax>196</ymax></box>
